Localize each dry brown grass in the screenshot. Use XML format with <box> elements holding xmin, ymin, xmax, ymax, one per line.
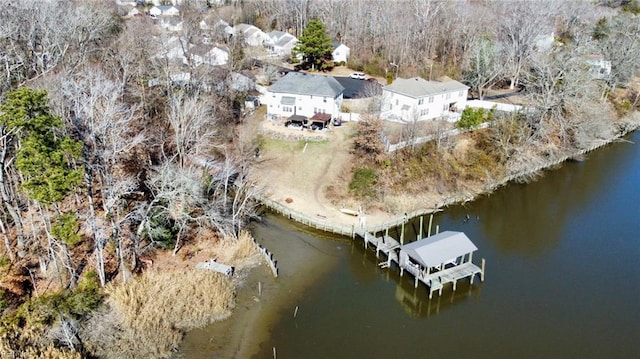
<box><xmin>82</xmin><ymin>269</ymin><xmax>235</xmax><ymax>359</ymax></box>
<box><xmin>0</xmin><ymin>327</ymin><xmax>82</xmax><ymax>359</ymax></box>
<box><xmin>224</xmin><ymin>230</ymin><xmax>260</xmax><ymax>264</ymax></box>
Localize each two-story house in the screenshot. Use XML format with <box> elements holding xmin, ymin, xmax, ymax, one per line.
<box><xmin>381</xmin><ymin>77</ymin><xmax>469</xmax><ymax>122</ymax></box>
<box><xmin>265</xmin><ymin>72</ymin><xmax>345</xmax><ymax>125</ymax></box>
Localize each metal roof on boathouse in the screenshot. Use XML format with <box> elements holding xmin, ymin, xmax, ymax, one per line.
<box><xmin>401</xmin><ymin>231</ymin><xmax>477</xmax><ymax>268</ymax></box>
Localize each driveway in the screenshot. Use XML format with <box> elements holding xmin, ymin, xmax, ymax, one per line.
<box><xmin>333</xmin><ymin>77</ymin><xmax>367</xmax><ymax>99</ymax></box>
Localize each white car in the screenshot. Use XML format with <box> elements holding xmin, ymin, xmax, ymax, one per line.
<box><xmin>349</xmin><ymin>72</ymin><xmax>366</xmax><ymax>80</ymax></box>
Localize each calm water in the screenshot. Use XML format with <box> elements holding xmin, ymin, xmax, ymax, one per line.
<box><xmin>183</xmin><ymin>132</ymin><xmax>640</xmax><ymax>358</ymax></box>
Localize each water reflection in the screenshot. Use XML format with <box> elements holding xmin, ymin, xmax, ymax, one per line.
<box><xmin>394</xmin><ymin>277</ymin><xmax>483</xmax><ymax>318</ymax></box>
<box><xmin>348</xmin><ymin>237</ymin><xmax>484</xmax><ymax>317</ymax></box>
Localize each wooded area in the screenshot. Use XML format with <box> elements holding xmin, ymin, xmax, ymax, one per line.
<box><xmin>0</xmin><ymin>0</ymin><xmax>639</xmax><ymax>357</ymax></box>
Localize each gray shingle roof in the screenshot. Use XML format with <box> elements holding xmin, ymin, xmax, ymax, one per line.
<box><xmin>385</xmin><ymin>77</ymin><xmax>468</xmax><ymax>98</ymax></box>
<box><xmin>401</xmin><ymin>231</ymin><xmax>477</xmax><ymax>268</ymax></box>
<box><xmin>268</xmin><ymin>72</ymin><xmax>345</xmax><ymax>98</ymax></box>
<box><xmin>276</xmin><ymin>34</ymin><xmax>297</xmax><ymax>47</ymax></box>
<box><xmin>268</xmin><ymin>31</ymin><xmax>288</xmax><ymax>41</ymax></box>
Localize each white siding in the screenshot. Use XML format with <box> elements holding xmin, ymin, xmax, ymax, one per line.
<box><xmin>382</xmin><ymin>88</ymin><xmax>468</xmax><ymax>121</ymax></box>
<box><xmin>265</xmin><ymin>92</ymin><xmax>343</xmax><ymax>119</ymax></box>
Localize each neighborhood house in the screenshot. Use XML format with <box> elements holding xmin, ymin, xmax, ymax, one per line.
<box><xmin>264</xmin><ymin>72</ymin><xmax>344</xmax><ymax>128</ymax></box>
<box><xmin>381</xmin><ymin>77</ymin><xmax>469</xmax><ymax>122</ymax></box>
<box><xmin>265</xmin><ymin>31</ymin><xmax>299</xmax><ymax>57</ymax></box>
<box><xmin>332</xmin><ymin>41</ymin><xmax>350</xmax><ymax>63</ymax></box>
<box><xmin>149</xmin><ymin>5</ymin><xmax>180</xmax><ymax>17</ymax></box>
<box><xmin>233</xmin><ymin>23</ymin><xmax>269</xmax><ymax>47</ymax></box>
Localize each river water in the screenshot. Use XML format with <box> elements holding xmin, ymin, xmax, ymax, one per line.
<box><xmin>182</xmin><ymin>132</ymin><xmax>640</xmax><ymax>358</ymax></box>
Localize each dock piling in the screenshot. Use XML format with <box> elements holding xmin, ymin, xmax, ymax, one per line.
<box><xmin>481</xmin><ymin>258</ymin><xmax>486</xmax><ymax>282</ymax></box>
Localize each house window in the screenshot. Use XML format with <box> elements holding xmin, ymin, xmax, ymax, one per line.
<box><xmin>428</xmin><ymin>96</ymin><xmax>434</xmax><ymax>103</ymax></box>
<box><xmin>458</xmin><ymin>91</ymin><xmax>463</xmax><ymax>97</ymax></box>
<box><xmin>314</xmin><ymin>107</ymin><xmax>318</xmax><ymax>114</ymax></box>
<box><xmin>446</xmin><ymin>93</ymin><xmax>451</xmax><ymax>100</ymax></box>
<box><xmin>310</xmin><ymin>95</ymin><xmax>313</xmax><ymax>99</ymax></box>
<box><xmin>420</xmin><ymin>109</ymin><xmax>429</xmax><ymax>116</ymax></box>
<box><xmin>323</xmin><ymin>97</ymin><xmax>327</xmax><ymax>103</ymax></box>
<box><xmin>396</xmin><ymin>99</ymin><xmax>399</xmax><ymax>106</ymax></box>
<box><xmin>418</xmin><ymin>98</ymin><xmax>424</xmax><ymax>105</ymax></box>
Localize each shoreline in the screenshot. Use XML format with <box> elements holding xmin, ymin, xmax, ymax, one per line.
<box><xmin>178</xmin><ymin>216</ymin><xmax>344</xmax><ymax>358</ymax></box>
<box><xmin>179</xmin><ymin>115</ymin><xmax>640</xmax><ymax>359</ymax></box>
<box><xmin>260</xmin><ymin>120</ymin><xmax>640</xmax><ymax>236</ymax></box>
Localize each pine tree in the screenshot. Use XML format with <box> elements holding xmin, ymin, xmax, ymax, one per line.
<box><xmin>293</xmin><ymin>18</ymin><xmax>334</xmax><ymax>71</ymax></box>
<box><xmin>0</xmin><ymin>88</ymin><xmax>82</xmax><ymax>205</ymax></box>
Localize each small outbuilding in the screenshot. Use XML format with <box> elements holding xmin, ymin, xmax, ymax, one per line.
<box><xmin>399</xmin><ymin>231</ymin><xmax>484</xmax><ymax>298</ymax></box>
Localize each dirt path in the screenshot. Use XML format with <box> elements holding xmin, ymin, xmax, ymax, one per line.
<box><xmin>248</xmin><ymin>117</ymin><xmax>362</xmax><ymax>225</ymax></box>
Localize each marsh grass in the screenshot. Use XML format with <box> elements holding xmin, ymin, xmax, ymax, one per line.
<box><xmin>224</xmin><ymin>230</ymin><xmax>260</xmax><ymax>263</ymax></box>
<box><xmin>82</xmin><ymin>269</ymin><xmax>235</xmax><ymax>359</ymax></box>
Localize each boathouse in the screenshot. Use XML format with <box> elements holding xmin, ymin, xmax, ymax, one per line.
<box><xmin>399</xmin><ymin>231</ymin><xmax>484</xmax><ymax>298</ymax></box>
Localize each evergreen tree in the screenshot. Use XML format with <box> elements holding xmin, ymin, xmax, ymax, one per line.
<box><xmin>293</xmin><ymin>18</ymin><xmax>334</xmax><ymax>71</ymax></box>
<box><xmin>0</xmin><ymin>88</ymin><xmax>82</xmax><ymax>205</ymax></box>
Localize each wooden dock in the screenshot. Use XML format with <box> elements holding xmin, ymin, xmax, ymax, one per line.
<box><xmin>416</xmin><ymin>261</ymin><xmax>484</xmax><ymax>299</ymax></box>
<box><xmin>358</xmin><ymin>230</ymin><xmax>400</xmax><ymax>267</ymax></box>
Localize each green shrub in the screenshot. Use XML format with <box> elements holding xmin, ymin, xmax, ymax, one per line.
<box><xmin>456</xmin><ymin>107</ymin><xmax>494</xmax><ymax>129</ymax></box>
<box><xmin>349</xmin><ymin>167</ymin><xmax>378</xmax><ymax>198</ymax></box>
<box><xmin>3</xmin><ymin>271</ymin><xmax>104</xmax><ymax>329</ymax></box>
<box><xmin>51</xmin><ymin>213</ymin><xmax>82</xmax><ymax>246</ymax></box>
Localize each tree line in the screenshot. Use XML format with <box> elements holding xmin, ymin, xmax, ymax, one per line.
<box><xmin>0</xmin><ymin>0</ymin><xmax>639</xmax><ymax>356</ymax></box>
<box><xmin>0</xmin><ymin>2</ymin><xmax>263</xmax><ymax>352</ymax></box>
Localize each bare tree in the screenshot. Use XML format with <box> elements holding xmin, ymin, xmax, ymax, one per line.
<box><xmin>524</xmin><ymin>46</ymin><xmax>598</xmax><ymax>147</ymax></box>
<box><xmin>595</xmin><ymin>13</ymin><xmax>640</xmax><ymax>90</ymax></box>
<box><xmin>0</xmin><ymin>0</ymin><xmax>119</xmax><ymax>91</ymax></box>
<box><xmin>463</xmin><ymin>37</ymin><xmax>503</xmax><ymax>100</ymax></box>
<box><xmin>495</xmin><ymin>1</ymin><xmax>556</xmax><ymax>89</ymax></box>
<box><xmin>166</xmin><ymin>90</ymin><xmax>218</xmax><ymax>169</ymax></box>
<box><xmin>58</xmin><ymin>69</ymin><xmax>145</xmax><ymax>285</ymax></box>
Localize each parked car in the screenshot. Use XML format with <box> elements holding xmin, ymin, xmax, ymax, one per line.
<box><xmin>349</xmin><ymin>72</ymin><xmax>366</xmax><ymax>80</ymax></box>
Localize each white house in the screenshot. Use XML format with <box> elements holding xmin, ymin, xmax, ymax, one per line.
<box><xmin>265</xmin><ymin>31</ymin><xmax>298</xmax><ymax>57</ymax></box>
<box><xmin>190</xmin><ymin>45</ymin><xmax>229</xmax><ymax>67</ymax></box>
<box><xmin>332</xmin><ymin>41</ymin><xmax>350</xmax><ymax>64</ymax></box>
<box><xmin>264</xmin><ymin>72</ymin><xmax>345</xmax><ymax>122</ymax></box>
<box><xmin>233</xmin><ymin>23</ymin><xmax>269</xmax><ymax>47</ymax></box>
<box><xmin>381</xmin><ymin>77</ymin><xmax>469</xmax><ymax>122</ymax></box>
<box><xmin>149</xmin><ymin>5</ymin><xmax>180</xmax><ymax>17</ymax></box>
